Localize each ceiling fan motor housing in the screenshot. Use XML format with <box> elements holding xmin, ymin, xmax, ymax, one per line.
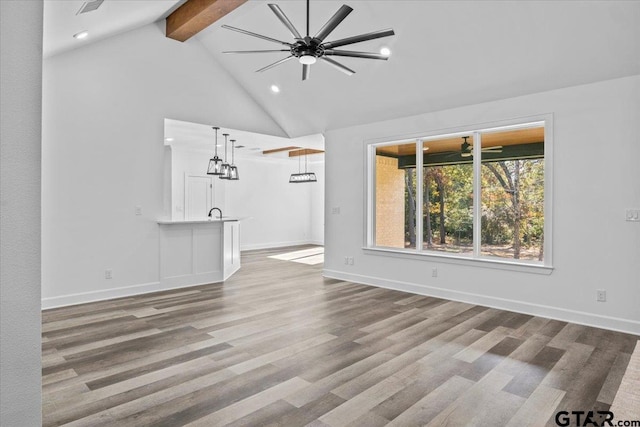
<box><xmin>292</xmin><ymin>37</ymin><xmax>324</xmax><ymax>60</ymax></box>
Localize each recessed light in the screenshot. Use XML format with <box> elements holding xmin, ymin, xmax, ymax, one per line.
<box><xmin>73</xmin><ymin>31</ymin><xmax>89</xmax><ymax>40</ymax></box>
<box><xmin>164</xmin><ymin>137</ymin><xmax>174</xmax><ymax>142</ymax></box>
<box><xmin>380</xmin><ymin>47</ymin><xmax>391</xmax><ymax>57</ymax></box>
<box><xmin>270</xmin><ymin>85</ymin><xmax>280</xmax><ymax>93</ymax></box>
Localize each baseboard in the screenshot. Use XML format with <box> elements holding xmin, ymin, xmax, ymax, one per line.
<box><xmin>322</xmin><ymin>269</ymin><xmax>640</xmax><ymax>336</ymax></box>
<box><xmin>240</xmin><ymin>240</ymin><xmax>321</xmax><ymax>251</ymax></box>
<box><xmin>41</xmin><ymin>280</ymin><xmax>210</xmax><ymax>310</ymax></box>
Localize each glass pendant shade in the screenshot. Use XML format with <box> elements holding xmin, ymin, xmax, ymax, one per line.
<box><xmin>207</xmin><ymin>126</ymin><xmax>224</xmax><ymax>175</ymax></box>
<box><xmin>227</xmin><ymin>139</ymin><xmax>239</xmax><ymax>181</ymax></box>
<box><xmin>229</xmin><ymin>165</ymin><xmax>239</xmax><ymax>180</ymax></box>
<box><xmin>289</xmin><ymin>151</ymin><xmax>317</xmax><ymax>183</ymax></box>
<box><xmin>219</xmin><ymin>163</ymin><xmax>231</xmax><ymax>179</ymax></box>
<box><xmin>219</xmin><ymin>133</ymin><xmax>231</xmax><ymax>180</ymax></box>
<box><xmin>207</xmin><ymin>156</ymin><xmax>223</xmax><ymax>175</ymax></box>
<box><xmin>289</xmin><ymin>172</ymin><xmax>317</xmax><ymax>183</ymax></box>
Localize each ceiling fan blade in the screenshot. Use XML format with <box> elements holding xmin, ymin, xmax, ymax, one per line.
<box><xmin>314</xmin><ymin>5</ymin><xmax>353</xmax><ymax>42</ymax></box>
<box><xmin>322</xmin><ymin>28</ymin><xmax>395</xmax><ymax>49</ymax></box>
<box><xmin>302</xmin><ymin>64</ymin><xmax>311</xmax><ymax>81</ymax></box>
<box><xmin>268</xmin><ymin>4</ymin><xmax>303</xmax><ymax>40</ymax></box>
<box><xmin>482</xmin><ymin>146</ymin><xmax>503</xmax><ymax>151</ymax></box>
<box><xmin>320</xmin><ymin>57</ymin><xmax>355</xmax><ymax>76</ymax></box>
<box><xmin>223</xmin><ymin>49</ymin><xmax>291</xmax><ymax>54</ymax></box>
<box><xmin>324</xmin><ymin>49</ymin><xmax>389</xmax><ymax>60</ymax></box>
<box><xmin>221</xmin><ymin>25</ymin><xmax>292</xmax><ymax>46</ymax></box>
<box><xmin>256</xmin><ymin>55</ymin><xmax>295</xmax><ymax>72</ymax></box>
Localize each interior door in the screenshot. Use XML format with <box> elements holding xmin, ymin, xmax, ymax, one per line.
<box><xmin>185</xmin><ymin>175</ymin><xmax>213</xmax><ymax>220</ymax></box>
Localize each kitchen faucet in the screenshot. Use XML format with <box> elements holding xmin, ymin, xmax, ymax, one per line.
<box><xmin>208</xmin><ymin>207</ymin><xmax>222</xmax><ymax>220</ymax></box>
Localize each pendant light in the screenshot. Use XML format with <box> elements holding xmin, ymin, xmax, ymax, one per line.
<box><xmin>219</xmin><ymin>133</ymin><xmax>231</xmax><ymax>179</ymax></box>
<box><xmin>228</xmin><ymin>139</ymin><xmax>239</xmax><ymax>180</ymax></box>
<box><xmin>206</xmin><ymin>126</ymin><xmax>223</xmax><ymax>175</ymax></box>
<box><xmin>289</xmin><ymin>150</ymin><xmax>317</xmax><ymax>183</ymax></box>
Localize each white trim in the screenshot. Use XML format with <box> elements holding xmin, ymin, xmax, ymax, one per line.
<box><xmin>472</xmin><ymin>131</ymin><xmax>481</xmax><ymax>258</ymax></box>
<box><xmin>240</xmin><ymin>239</ymin><xmax>321</xmax><ymax>251</ymax></box>
<box><xmin>362</xmin><ymin>246</ymin><xmax>552</xmax><ymax>274</ymax></box>
<box><xmin>40</xmin><ymin>279</ymin><xmax>231</xmax><ymax>310</ymax></box>
<box><xmin>415</xmin><ymin>139</ymin><xmax>423</xmax><ymax>253</ymax></box>
<box><xmin>43</xmin><ymin>281</ymin><xmax>155</xmax><ymax>309</ymax></box>
<box><xmin>543</xmin><ymin>114</ymin><xmax>554</xmax><ymax>267</ymax></box>
<box><xmin>364</xmin><ymin>114</ymin><xmax>552</xmax><ymax>270</ymax></box>
<box><xmin>322</xmin><ymin>269</ymin><xmax>640</xmax><ymax>335</ymax></box>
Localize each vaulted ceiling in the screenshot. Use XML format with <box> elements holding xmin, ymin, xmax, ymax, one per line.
<box><xmin>44</xmin><ymin>0</ymin><xmax>640</xmax><ymax>138</ymax></box>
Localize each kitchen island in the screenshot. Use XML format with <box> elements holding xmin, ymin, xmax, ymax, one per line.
<box><xmin>157</xmin><ymin>218</ymin><xmax>241</xmax><ymax>289</ymax></box>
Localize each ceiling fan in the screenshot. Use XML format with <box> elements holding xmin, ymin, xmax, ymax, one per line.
<box><xmin>460</xmin><ymin>136</ymin><xmax>502</xmax><ymax>157</ymax></box>
<box><xmin>221</xmin><ymin>0</ymin><xmax>395</xmax><ymax>81</ymax></box>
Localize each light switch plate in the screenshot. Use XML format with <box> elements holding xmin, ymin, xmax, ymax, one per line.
<box><xmin>626</xmin><ymin>209</ymin><xmax>639</xmax><ymax>222</ymax></box>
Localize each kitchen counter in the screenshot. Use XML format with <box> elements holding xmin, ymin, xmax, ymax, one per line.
<box><xmin>158</xmin><ymin>218</ymin><xmax>241</xmax><ymax>288</ymax></box>
<box><xmin>157</xmin><ymin>217</ymin><xmax>241</xmax><ymax>225</ymax></box>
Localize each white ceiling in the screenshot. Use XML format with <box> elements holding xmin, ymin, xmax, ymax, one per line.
<box><xmin>164</xmin><ymin>119</ymin><xmax>325</xmax><ymax>161</ymax></box>
<box><xmin>43</xmin><ymin>0</ymin><xmax>184</xmax><ymax>57</ymax></box>
<box><xmin>44</xmin><ymin>0</ymin><xmax>640</xmax><ymax>137</ymax></box>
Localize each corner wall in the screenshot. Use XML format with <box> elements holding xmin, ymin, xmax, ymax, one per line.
<box><xmin>324</xmin><ymin>75</ymin><xmax>640</xmax><ymax>334</ymax></box>
<box><xmin>41</xmin><ymin>23</ymin><xmax>287</xmax><ymax>307</ymax></box>
<box><xmin>0</xmin><ymin>1</ymin><xmax>43</xmax><ymax>424</ymax></box>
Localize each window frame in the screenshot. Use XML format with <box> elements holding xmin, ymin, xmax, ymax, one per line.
<box><xmin>364</xmin><ymin>115</ymin><xmax>553</xmax><ymax>274</ymax></box>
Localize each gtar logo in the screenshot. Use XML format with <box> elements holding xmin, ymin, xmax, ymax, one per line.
<box><xmin>555</xmin><ymin>410</ymin><xmax>614</xmax><ymax>427</ymax></box>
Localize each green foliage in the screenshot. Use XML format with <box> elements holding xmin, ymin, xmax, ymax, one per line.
<box><xmin>410</xmin><ymin>159</ymin><xmax>544</xmax><ymax>256</ymax></box>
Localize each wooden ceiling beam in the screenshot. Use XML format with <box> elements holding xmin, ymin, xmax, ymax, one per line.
<box><xmin>262</xmin><ymin>146</ymin><xmax>301</xmax><ymax>155</ymax></box>
<box><xmin>166</xmin><ymin>0</ymin><xmax>248</xmax><ymax>42</ymax></box>
<box><xmin>289</xmin><ymin>149</ymin><xmax>325</xmax><ymax>157</ymax></box>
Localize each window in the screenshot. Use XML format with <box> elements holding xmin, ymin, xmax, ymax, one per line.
<box><xmin>367</xmin><ymin>119</ymin><xmax>551</xmax><ymax>268</ymax></box>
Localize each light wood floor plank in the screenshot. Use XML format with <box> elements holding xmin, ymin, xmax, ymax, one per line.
<box><xmin>41</xmin><ymin>245</ymin><xmax>639</xmax><ymax>426</ymax></box>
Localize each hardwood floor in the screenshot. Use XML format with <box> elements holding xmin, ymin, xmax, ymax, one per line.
<box><xmin>42</xmin><ymin>246</ymin><xmax>639</xmax><ymax>426</ymax></box>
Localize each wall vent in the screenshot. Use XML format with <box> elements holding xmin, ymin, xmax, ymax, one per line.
<box><xmin>76</xmin><ymin>0</ymin><xmax>105</xmax><ymax>15</ymax></box>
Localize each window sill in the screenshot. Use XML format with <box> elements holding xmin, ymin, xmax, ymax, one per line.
<box><xmin>362</xmin><ymin>247</ymin><xmax>553</xmax><ymax>275</ymax></box>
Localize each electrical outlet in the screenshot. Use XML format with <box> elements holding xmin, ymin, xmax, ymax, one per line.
<box><xmin>597</xmin><ymin>289</ymin><xmax>606</xmax><ymax>302</ymax></box>
<box><xmin>135</xmin><ymin>206</ymin><xmax>142</xmax><ymax>216</ymax></box>
<box><xmin>626</xmin><ymin>209</ymin><xmax>640</xmax><ymax>222</ymax></box>
<box><xmin>332</xmin><ymin>207</ymin><xmax>341</xmax><ymax>215</ymax></box>
<box><xmin>344</xmin><ymin>257</ymin><xmax>349</xmax><ymax>265</ymax></box>
<box><xmin>348</xmin><ymin>257</ymin><xmax>354</xmax><ymax>265</ymax></box>
<box><xmin>105</xmin><ymin>269</ymin><xmax>113</xmax><ymax>279</ymax></box>
<box><xmin>432</xmin><ymin>268</ymin><xmax>438</xmax><ymax>277</ymax></box>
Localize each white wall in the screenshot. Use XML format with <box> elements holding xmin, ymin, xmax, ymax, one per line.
<box><xmin>169</xmin><ymin>146</ymin><xmax>226</xmax><ymax>220</ymax></box>
<box><xmin>169</xmin><ymin>146</ymin><xmax>322</xmax><ymax>250</ymax></box>
<box><xmin>0</xmin><ymin>1</ymin><xmax>43</xmax><ymax>424</ymax></box>
<box><xmin>41</xmin><ymin>23</ymin><xmax>288</xmax><ymax>307</ymax></box>
<box><xmin>225</xmin><ymin>156</ymin><xmax>316</xmax><ymax>250</ymax></box>
<box><xmin>310</xmin><ymin>161</ymin><xmax>325</xmax><ymax>245</ymax></box>
<box><xmin>324</xmin><ymin>75</ymin><xmax>640</xmax><ymax>334</ymax></box>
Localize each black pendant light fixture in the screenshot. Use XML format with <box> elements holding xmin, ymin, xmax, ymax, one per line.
<box><xmin>219</xmin><ymin>133</ymin><xmax>231</xmax><ymax>179</ymax></box>
<box><xmin>289</xmin><ymin>150</ymin><xmax>317</xmax><ymax>183</ymax></box>
<box><xmin>207</xmin><ymin>126</ymin><xmax>223</xmax><ymax>175</ymax></box>
<box><xmin>228</xmin><ymin>139</ymin><xmax>239</xmax><ymax>180</ymax></box>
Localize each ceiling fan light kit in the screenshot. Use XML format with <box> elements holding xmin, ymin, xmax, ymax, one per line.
<box><xmin>222</xmin><ymin>0</ymin><xmax>395</xmax><ymax>81</ymax></box>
